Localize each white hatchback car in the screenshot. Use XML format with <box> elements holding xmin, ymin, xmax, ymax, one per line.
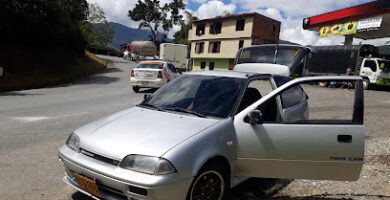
<box><xmin>130</xmin><ymin>60</ymin><xmax>180</xmax><ymax>93</ymax></box>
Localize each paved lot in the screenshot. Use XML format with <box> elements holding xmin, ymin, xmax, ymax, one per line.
<box><xmin>0</xmin><ymin>55</ymin><xmax>389</xmax><ymax>200</ymax></box>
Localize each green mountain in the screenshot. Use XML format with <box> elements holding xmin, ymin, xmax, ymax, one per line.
<box><xmin>109</xmin><ymin>22</ymin><xmax>170</xmax><ymax>49</ymax></box>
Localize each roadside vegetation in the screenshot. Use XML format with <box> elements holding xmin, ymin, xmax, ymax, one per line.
<box><xmin>0</xmin><ymin>51</ymin><xmax>110</xmax><ymax>92</ymax></box>
<box><xmin>0</xmin><ymin>0</ymin><xmax>113</xmax><ymax>92</ymax></box>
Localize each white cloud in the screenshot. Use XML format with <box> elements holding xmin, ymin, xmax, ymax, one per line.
<box><xmin>233</xmin><ymin>0</ymin><xmax>370</xmax><ymax>18</ymax></box>
<box><xmin>191</xmin><ymin>0</ymin><xmax>207</xmax><ymax>3</ymax></box>
<box><xmin>279</xmin><ymin>17</ymin><xmax>345</xmax><ymax>46</ymax></box>
<box><xmin>251</xmin><ymin>8</ymin><xmax>283</xmax><ymax>22</ymax></box>
<box><xmin>194</xmin><ymin>0</ymin><xmax>236</xmax><ymax>19</ymax></box>
<box><xmin>87</xmin><ymin>0</ymin><xmax>139</xmax><ymax>28</ymax></box>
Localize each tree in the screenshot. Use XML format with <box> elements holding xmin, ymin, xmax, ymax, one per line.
<box><xmin>173</xmin><ymin>12</ymin><xmax>197</xmax><ymax>57</ymax></box>
<box><xmin>82</xmin><ymin>3</ymin><xmax>114</xmax><ymax>47</ymax></box>
<box><xmin>0</xmin><ymin>0</ymin><xmax>88</xmax><ymax>46</ymax></box>
<box><xmin>173</xmin><ymin>11</ymin><xmax>195</xmax><ymax>45</ymax></box>
<box><xmin>128</xmin><ymin>0</ymin><xmax>185</xmax><ymax>44</ymax></box>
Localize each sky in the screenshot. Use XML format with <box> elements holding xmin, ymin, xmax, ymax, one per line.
<box><xmin>86</xmin><ymin>0</ymin><xmax>390</xmax><ymax>46</ymax></box>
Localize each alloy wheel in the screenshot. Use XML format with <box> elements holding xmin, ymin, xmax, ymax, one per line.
<box><xmin>190</xmin><ymin>170</ymin><xmax>225</xmax><ymax>200</ymax></box>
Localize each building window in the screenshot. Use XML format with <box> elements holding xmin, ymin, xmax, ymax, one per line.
<box><xmin>238</xmin><ymin>40</ymin><xmax>244</xmax><ymax>49</ymax></box>
<box><xmin>200</xmin><ymin>62</ymin><xmax>206</xmax><ymax>69</ymax></box>
<box><xmin>208</xmin><ymin>41</ymin><xmax>221</xmax><ymax>53</ymax></box>
<box><xmin>210</xmin><ymin>21</ymin><xmax>222</xmax><ymax>34</ymax></box>
<box><xmin>196</xmin><ymin>23</ymin><xmax>205</xmax><ymax>35</ymax></box>
<box><xmin>273</xmin><ymin>24</ymin><xmax>276</xmax><ymax>32</ymax></box>
<box><xmin>195</xmin><ymin>42</ymin><xmax>204</xmax><ymax>54</ymax></box>
<box><xmin>209</xmin><ymin>62</ymin><xmax>215</xmax><ymax>70</ymax></box>
<box><xmin>236</xmin><ymin>19</ymin><xmax>245</xmax><ymax>31</ymax></box>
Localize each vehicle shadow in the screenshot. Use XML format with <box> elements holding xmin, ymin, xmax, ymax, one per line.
<box><xmin>0</xmin><ymin>91</ymin><xmax>41</xmax><ymax>96</ymax></box>
<box><xmin>71</xmin><ymin>192</ymin><xmax>93</xmax><ymax>200</ymax></box>
<box><xmin>105</xmin><ymin>68</ymin><xmax>124</xmax><ymax>73</ymax></box>
<box><xmin>224</xmin><ymin>178</ymin><xmax>292</xmax><ymax>200</ymax></box>
<box><xmin>138</xmin><ymin>88</ymin><xmax>158</xmax><ymax>93</ymax></box>
<box><xmin>369</xmin><ymin>85</ymin><xmax>390</xmax><ymax>92</ymax></box>
<box><xmin>73</xmin><ymin>76</ymin><xmax>121</xmax><ymax>85</ymax></box>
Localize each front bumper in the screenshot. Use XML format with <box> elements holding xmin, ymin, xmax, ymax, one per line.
<box><xmin>58</xmin><ymin>145</ymin><xmax>192</xmax><ymax>200</ymax></box>
<box><xmin>130</xmin><ymin>78</ymin><xmax>165</xmax><ymax>88</ymax></box>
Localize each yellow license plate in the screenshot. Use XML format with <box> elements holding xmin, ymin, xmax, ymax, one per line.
<box><xmin>74</xmin><ymin>173</ymin><xmax>102</xmax><ymax>198</ymax></box>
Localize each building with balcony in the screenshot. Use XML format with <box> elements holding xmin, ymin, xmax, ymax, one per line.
<box><xmin>188</xmin><ymin>12</ymin><xmax>281</xmax><ymax>70</ymax></box>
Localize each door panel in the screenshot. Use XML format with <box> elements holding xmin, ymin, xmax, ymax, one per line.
<box><xmin>234</xmin><ymin>123</ymin><xmax>364</xmax><ymax>180</ymax></box>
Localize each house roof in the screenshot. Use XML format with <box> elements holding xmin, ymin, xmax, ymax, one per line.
<box><xmin>193</xmin><ymin>12</ymin><xmax>280</xmax><ymax>24</ymax></box>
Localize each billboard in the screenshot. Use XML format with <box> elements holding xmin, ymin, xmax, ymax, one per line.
<box><xmin>318</xmin><ymin>17</ymin><xmax>382</xmax><ymax>38</ymax></box>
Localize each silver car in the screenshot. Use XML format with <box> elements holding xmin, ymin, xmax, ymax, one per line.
<box><xmin>58</xmin><ymin>71</ymin><xmax>365</xmax><ymax>200</ymax></box>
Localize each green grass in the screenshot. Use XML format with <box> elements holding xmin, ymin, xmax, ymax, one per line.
<box><xmin>0</xmin><ymin>51</ymin><xmax>108</xmax><ymax>92</ymax></box>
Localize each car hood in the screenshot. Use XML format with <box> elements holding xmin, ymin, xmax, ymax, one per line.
<box><xmin>76</xmin><ymin>106</ymin><xmax>219</xmax><ymax>160</ymax></box>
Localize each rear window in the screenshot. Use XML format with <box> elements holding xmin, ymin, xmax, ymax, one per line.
<box><xmin>136</xmin><ymin>63</ymin><xmax>163</xmax><ymax>69</ymax></box>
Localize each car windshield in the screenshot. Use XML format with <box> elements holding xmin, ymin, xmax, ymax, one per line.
<box><xmin>378</xmin><ymin>60</ymin><xmax>390</xmax><ymax>72</ymax></box>
<box><xmin>136</xmin><ymin>63</ymin><xmax>163</xmax><ymax>69</ymax></box>
<box><xmin>236</xmin><ymin>46</ymin><xmax>306</xmax><ymax>67</ymax></box>
<box><xmin>142</xmin><ymin>75</ymin><xmax>245</xmax><ymax>118</ymax></box>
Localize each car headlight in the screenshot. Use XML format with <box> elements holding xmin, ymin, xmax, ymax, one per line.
<box><xmin>66</xmin><ymin>133</ymin><xmax>80</xmax><ymax>151</ymax></box>
<box><xmin>120</xmin><ymin>155</ymin><xmax>176</xmax><ymax>175</ymax></box>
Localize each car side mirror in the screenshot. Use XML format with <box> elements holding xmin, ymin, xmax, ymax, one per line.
<box><xmin>144</xmin><ymin>94</ymin><xmax>151</xmax><ymax>101</ymax></box>
<box><xmin>244</xmin><ymin>110</ymin><xmax>264</xmax><ymax>125</ymax></box>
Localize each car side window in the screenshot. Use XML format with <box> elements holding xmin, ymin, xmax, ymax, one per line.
<box><xmin>271</xmin><ymin>80</ymin><xmax>362</xmax><ymax>124</ymax></box>
<box><xmin>280</xmin><ymin>85</ymin><xmax>304</xmax><ymax>108</ymax></box>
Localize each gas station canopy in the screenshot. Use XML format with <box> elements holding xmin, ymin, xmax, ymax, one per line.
<box><xmin>303</xmin><ymin>0</ymin><xmax>390</xmax><ymax>40</ymax></box>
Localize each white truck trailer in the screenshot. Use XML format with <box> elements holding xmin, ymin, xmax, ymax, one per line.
<box><xmin>159</xmin><ymin>43</ymin><xmax>188</xmax><ymax>71</ymax></box>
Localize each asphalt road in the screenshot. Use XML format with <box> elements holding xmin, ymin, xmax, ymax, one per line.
<box><xmin>1</xmin><ymin>55</ymin><xmax>389</xmax><ymax>200</ymax></box>
<box><xmin>0</xmin><ymin>55</ymin><xmax>145</xmax><ymax>200</ymax></box>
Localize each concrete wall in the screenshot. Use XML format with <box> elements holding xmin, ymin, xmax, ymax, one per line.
<box><xmin>190</xmin><ymin>38</ymin><xmax>252</xmax><ymax>59</ymax></box>
<box><xmin>192</xmin><ymin>58</ymin><xmax>233</xmax><ymax>71</ymax></box>
<box><xmin>188</xmin><ymin>16</ymin><xmax>253</xmax><ymax>41</ymax></box>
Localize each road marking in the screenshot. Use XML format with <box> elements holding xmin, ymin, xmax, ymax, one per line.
<box><xmin>12</xmin><ymin>116</ymin><xmax>50</xmax><ymax>122</ymax></box>
<box><xmin>60</xmin><ymin>112</ymin><xmax>89</xmax><ymax>118</ymax></box>
<box><xmin>10</xmin><ymin>112</ymin><xmax>89</xmax><ymax>122</ymax></box>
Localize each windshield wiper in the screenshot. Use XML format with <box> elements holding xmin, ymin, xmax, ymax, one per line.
<box><xmin>139</xmin><ymin>102</ymin><xmax>163</xmax><ymax>111</ymax></box>
<box><xmin>164</xmin><ymin>107</ymin><xmax>206</xmax><ymax>118</ymax></box>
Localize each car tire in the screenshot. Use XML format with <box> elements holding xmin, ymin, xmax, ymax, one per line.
<box><xmin>187</xmin><ymin>164</ymin><xmax>229</xmax><ymax>200</ymax></box>
<box><xmin>363</xmin><ymin>78</ymin><xmax>370</xmax><ymax>90</ymax></box>
<box><xmin>133</xmin><ymin>87</ymin><xmax>139</xmax><ymax>93</ymax></box>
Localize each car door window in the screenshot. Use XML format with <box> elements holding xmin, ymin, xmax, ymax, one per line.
<box><xmin>270</xmin><ymin>79</ymin><xmax>362</xmax><ymax>124</ymax></box>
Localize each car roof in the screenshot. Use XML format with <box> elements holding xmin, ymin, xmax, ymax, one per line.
<box><xmin>139</xmin><ymin>60</ymin><xmax>168</xmax><ymax>64</ymax></box>
<box><xmin>185</xmin><ymin>70</ymin><xmax>272</xmax><ymax>79</ymax></box>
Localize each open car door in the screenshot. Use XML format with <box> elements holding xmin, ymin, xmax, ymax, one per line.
<box><xmin>234</xmin><ymin>76</ymin><xmax>364</xmax><ymax>181</ymax></box>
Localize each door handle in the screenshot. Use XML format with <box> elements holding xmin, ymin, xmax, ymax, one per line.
<box><xmin>338</xmin><ymin>135</ymin><xmax>352</xmax><ymax>143</ymax></box>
